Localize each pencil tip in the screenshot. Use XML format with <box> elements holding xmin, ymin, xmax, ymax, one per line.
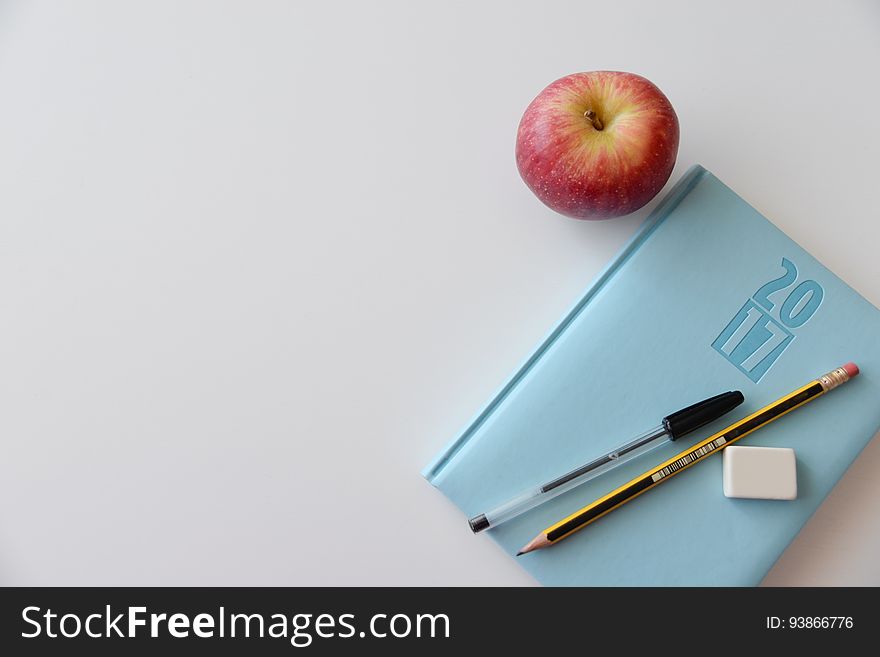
<box><xmin>516</xmin><ymin>534</ymin><xmax>551</xmax><ymax>555</ymax></box>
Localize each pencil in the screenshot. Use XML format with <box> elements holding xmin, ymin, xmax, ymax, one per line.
<box><xmin>517</xmin><ymin>363</ymin><xmax>859</xmax><ymax>555</ymax></box>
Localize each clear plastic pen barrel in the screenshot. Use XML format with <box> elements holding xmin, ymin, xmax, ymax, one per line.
<box><xmin>475</xmin><ymin>424</ymin><xmax>670</xmax><ymax>530</ymax></box>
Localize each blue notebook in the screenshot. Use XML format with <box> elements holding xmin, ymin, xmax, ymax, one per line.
<box><xmin>423</xmin><ymin>165</ymin><xmax>880</xmax><ymax>586</ymax></box>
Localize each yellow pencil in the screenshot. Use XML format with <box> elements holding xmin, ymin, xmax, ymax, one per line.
<box><xmin>517</xmin><ymin>363</ymin><xmax>859</xmax><ymax>555</ymax></box>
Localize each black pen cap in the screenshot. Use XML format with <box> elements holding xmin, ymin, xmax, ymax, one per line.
<box><xmin>662</xmin><ymin>391</ymin><xmax>745</xmax><ymax>440</ymax></box>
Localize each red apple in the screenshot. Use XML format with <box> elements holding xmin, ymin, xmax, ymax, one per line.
<box><xmin>516</xmin><ymin>71</ymin><xmax>679</xmax><ymax>220</ymax></box>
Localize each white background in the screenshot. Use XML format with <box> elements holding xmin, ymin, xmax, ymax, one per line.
<box><xmin>1</xmin><ymin>0</ymin><xmax>878</xmax><ymax>586</ymax></box>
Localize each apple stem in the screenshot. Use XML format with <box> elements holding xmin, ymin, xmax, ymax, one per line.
<box><xmin>584</xmin><ymin>110</ymin><xmax>604</xmax><ymax>131</ymax></box>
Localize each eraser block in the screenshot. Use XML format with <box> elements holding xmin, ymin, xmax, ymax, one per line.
<box><xmin>722</xmin><ymin>446</ymin><xmax>797</xmax><ymax>500</ymax></box>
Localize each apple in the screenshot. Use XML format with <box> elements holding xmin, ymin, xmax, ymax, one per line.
<box><xmin>516</xmin><ymin>71</ymin><xmax>679</xmax><ymax>220</ymax></box>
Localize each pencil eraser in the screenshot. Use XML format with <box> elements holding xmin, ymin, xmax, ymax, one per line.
<box><xmin>843</xmin><ymin>362</ymin><xmax>859</xmax><ymax>378</ymax></box>
<box><xmin>722</xmin><ymin>446</ymin><xmax>797</xmax><ymax>500</ymax></box>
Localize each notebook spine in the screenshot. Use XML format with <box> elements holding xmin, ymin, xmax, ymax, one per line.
<box><xmin>422</xmin><ymin>165</ymin><xmax>709</xmax><ymax>483</ymax></box>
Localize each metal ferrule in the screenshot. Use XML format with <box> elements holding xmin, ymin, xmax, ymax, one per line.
<box><xmin>818</xmin><ymin>366</ymin><xmax>851</xmax><ymax>392</ymax></box>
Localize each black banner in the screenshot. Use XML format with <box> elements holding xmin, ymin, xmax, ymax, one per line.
<box><xmin>0</xmin><ymin>587</ymin><xmax>874</xmax><ymax>654</ymax></box>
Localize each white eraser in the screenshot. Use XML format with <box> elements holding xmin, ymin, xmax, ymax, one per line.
<box><xmin>722</xmin><ymin>446</ymin><xmax>797</xmax><ymax>500</ymax></box>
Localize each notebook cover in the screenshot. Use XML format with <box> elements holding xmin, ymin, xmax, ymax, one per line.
<box><xmin>423</xmin><ymin>165</ymin><xmax>880</xmax><ymax>586</ymax></box>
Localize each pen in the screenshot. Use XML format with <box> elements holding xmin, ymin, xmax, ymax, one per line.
<box><xmin>468</xmin><ymin>391</ymin><xmax>744</xmax><ymax>532</ymax></box>
<box><xmin>517</xmin><ymin>363</ymin><xmax>859</xmax><ymax>555</ymax></box>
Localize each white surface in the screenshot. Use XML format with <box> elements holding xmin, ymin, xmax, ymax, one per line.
<box><xmin>723</xmin><ymin>447</ymin><xmax>798</xmax><ymax>500</ymax></box>
<box><xmin>0</xmin><ymin>0</ymin><xmax>878</xmax><ymax>586</ymax></box>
